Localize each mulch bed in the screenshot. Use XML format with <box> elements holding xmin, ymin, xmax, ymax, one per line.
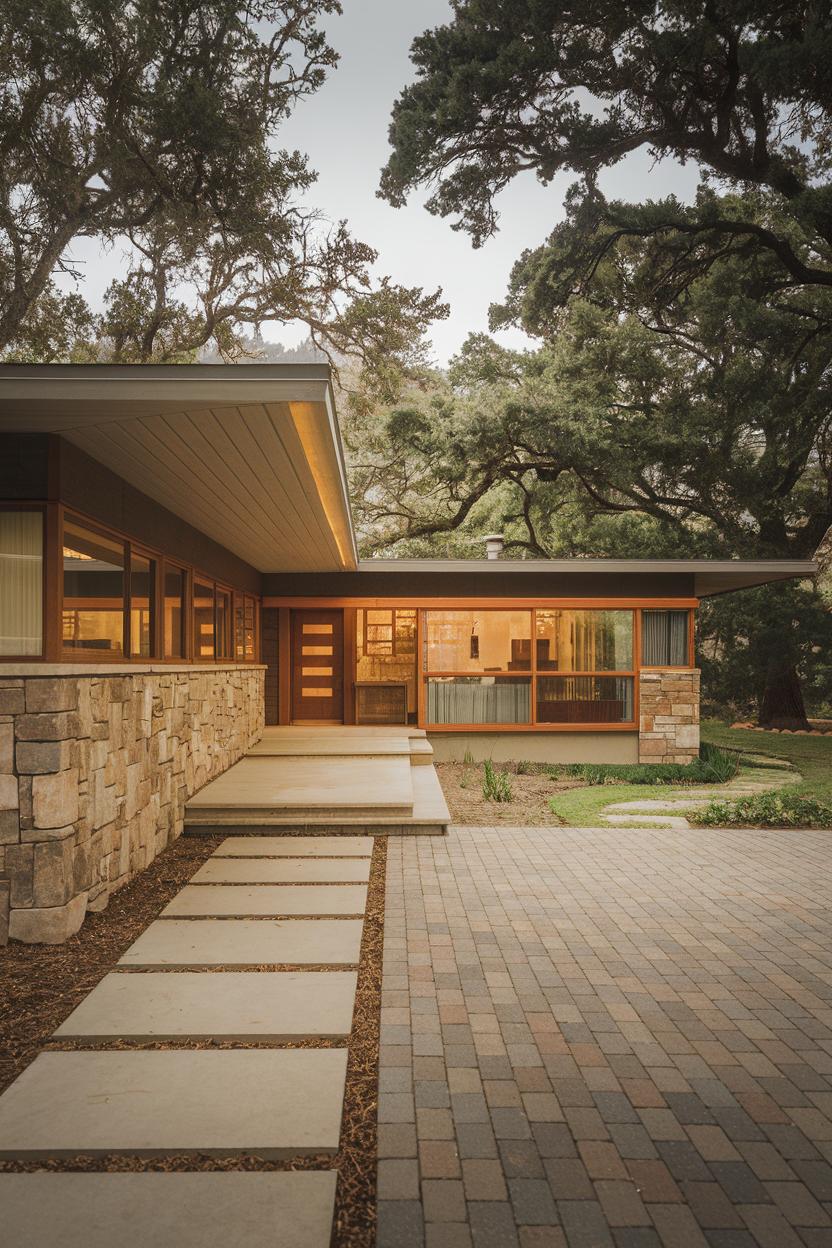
<box><xmin>0</xmin><ymin>833</ymin><xmax>387</xmax><ymax>1248</ymax></box>
<box><xmin>437</xmin><ymin>760</ymin><xmax>581</xmax><ymax>825</ymax></box>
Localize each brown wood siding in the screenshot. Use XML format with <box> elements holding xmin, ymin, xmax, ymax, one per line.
<box><xmin>262</xmin><ymin>570</ymin><xmax>697</xmax><ymax>599</ymax></box>
<box><xmin>56</xmin><ymin>438</ymin><xmax>262</xmax><ymax>594</ymax></box>
<box><xmin>262</xmin><ymin>607</ymin><xmax>280</xmax><ymax>725</ymax></box>
<box><xmin>0</xmin><ymin>434</ymin><xmax>50</xmax><ymax>500</ymax></box>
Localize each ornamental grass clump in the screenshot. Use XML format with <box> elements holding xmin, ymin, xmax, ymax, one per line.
<box><xmin>690</xmin><ymin>790</ymin><xmax>832</xmax><ymax>828</ymax></box>
<box><xmin>482</xmin><ymin>759</ymin><xmax>512</xmax><ymax>803</ymax></box>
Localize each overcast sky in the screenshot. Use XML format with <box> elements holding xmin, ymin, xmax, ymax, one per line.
<box><xmin>62</xmin><ymin>1</ymin><xmax>700</xmax><ymax>366</ymax></box>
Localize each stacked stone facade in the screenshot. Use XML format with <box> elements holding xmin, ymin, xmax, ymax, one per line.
<box><xmin>638</xmin><ymin>669</ymin><xmax>700</xmax><ymax>764</ymax></box>
<box><xmin>0</xmin><ymin>665</ymin><xmax>264</xmax><ymax>944</ymax></box>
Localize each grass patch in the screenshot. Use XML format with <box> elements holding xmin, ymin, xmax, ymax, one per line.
<box><xmin>558</xmin><ymin>741</ymin><xmax>738</xmax><ymax>787</ymax></box>
<box><xmin>548</xmin><ymin>781</ymin><xmax>686</xmax><ymax>827</ymax></box>
<box><xmin>701</xmin><ymin>721</ymin><xmax>832</xmax><ymax>803</ymax></box>
<box><xmin>691</xmin><ymin>790</ymin><xmax>832</xmax><ymax>829</ymax></box>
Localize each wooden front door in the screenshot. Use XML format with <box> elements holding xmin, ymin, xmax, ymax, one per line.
<box><xmin>291</xmin><ymin>609</ymin><xmax>344</xmax><ymax>722</ymax></box>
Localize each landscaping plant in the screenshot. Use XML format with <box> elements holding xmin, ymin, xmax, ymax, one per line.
<box><xmin>482</xmin><ymin>760</ymin><xmax>512</xmax><ymax>803</ymax></box>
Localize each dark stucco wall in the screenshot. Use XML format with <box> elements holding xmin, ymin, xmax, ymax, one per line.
<box><xmin>262</xmin><ymin>569</ymin><xmax>696</xmax><ymax>598</ymax></box>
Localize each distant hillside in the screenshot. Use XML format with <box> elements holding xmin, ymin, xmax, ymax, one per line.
<box><xmin>200</xmin><ymin>335</ymin><xmax>327</xmax><ymax>364</ymax></box>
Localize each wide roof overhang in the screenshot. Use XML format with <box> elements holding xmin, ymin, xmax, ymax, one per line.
<box><xmin>0</xmin><ymin>364</ymin><xmax>358</xmax><ymax>573</ymax></box>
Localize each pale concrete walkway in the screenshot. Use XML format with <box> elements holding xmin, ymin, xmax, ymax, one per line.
<box><xmin>0</xmin><ymin>835</ymin><xmax>372</xmax><ymax>1246</ymax></box>
<box><xmin>378</xmin><ymin>825</ymin><xmax>832</xmax><ymax>1248</ymax></box>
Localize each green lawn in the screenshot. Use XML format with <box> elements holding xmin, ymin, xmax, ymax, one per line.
<box><xmin>547</xmin><ymin>780</ymin><xmax>692</xmax><ymax>827</ymax></box>
<box><xmin>700</xmin><ymin>720</ymin><xmax>832</xmax><ymax>802</ymax></box>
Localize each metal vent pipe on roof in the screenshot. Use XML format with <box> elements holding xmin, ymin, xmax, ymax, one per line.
<box><xmin>483</xmin><ymin>534</ymin><xmax>504</xmax><ymax>560</ymax></box>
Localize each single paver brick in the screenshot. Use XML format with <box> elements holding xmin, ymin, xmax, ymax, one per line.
<box><xmin>462</xmin><ymin>1159</ymin><xmax>507</xmax><ymax>1202</ymax></box>
<box><xmin>422</xmin><ymin>1180</ymin><xmax>467</xmax><ymax>1223</ymax></box>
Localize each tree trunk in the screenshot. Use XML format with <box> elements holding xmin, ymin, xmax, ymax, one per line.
<box><xmin>758</xmin><ymin>659</ymin><xmax>811</xmax><ymax>730</ymax></box>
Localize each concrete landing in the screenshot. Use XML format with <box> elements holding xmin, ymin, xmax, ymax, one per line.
<box><xmin>55</xmin><ymin>971</ymin><xmax>358</xmax><ymax>1040</ymax></box>
<box><xmin>0</xmin><ymin>1172</ymin><xmax>338</xmax><ymax>1248</ymax></box>
<box><xmin>162</xmin><ymin>884</ymin><xmax>368</xmax><ymax>916</ymax></box>
<box><xmin>214</xmin><ymin>835</ymin><xmax>373</xmax><ymax>856</ymax></box>
<box><xmin>118</xmin><ymin>918</ymin><xmax>364</xmax><ymax>966</ymax></box>
<box><xmin>191</xmin><ymin>856</ymin><xmax>371</xmax><ymax>883</ymax></box>
<box><xmin>0</xmin><ymin>1049</ymin><xmax>348</xmax><ymax>1158</ymax></box>
<box><xmin>186</xmin><ymin>755</ymin><xmax>414</xmax><ymax>821</ymax></box>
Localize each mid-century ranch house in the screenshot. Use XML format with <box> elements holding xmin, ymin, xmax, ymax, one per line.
<box><xmin>0</xmin><ymin>365</ymin><xmax>814</xmax><ymax>943</ymax></box>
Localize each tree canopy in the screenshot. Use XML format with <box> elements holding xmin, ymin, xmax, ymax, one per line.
<box><xmin>380</xmin><ymin>0</ymin><xmax>832</xmax><ymax>315</ymax></box>
<box><xmin>0</xmin><ymin>0</ymin><xmax>444</xmax><ymax>388</ymax></box>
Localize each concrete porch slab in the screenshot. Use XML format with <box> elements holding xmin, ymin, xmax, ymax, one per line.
<box><xmin>55</xmin><ymin>971</ymin><xmax>358</xmax><ymax>1040</ymax></box>
<box><xmin>162</xmin><ymin>884</ymin><xmax>368</xmax><ymax>917</ymax></box>
<box><xmin>0</xmin><ymin>1172</ymin><xmax>337</xmax><ymax>1248</ymax></box>
<box><xmin>185</xmin><ymin>755</ymin><xmax>414</xmax><ymax>817</ymax></box>
<box><xmin>214</xmin><ymin>835</ymin><xmax>373</xmax><ymax>856</ymax></box>
<box><xmin>0</xmin><ymin>1049</ymin><xmax>347</xmax><ymax>1158</ymax></box>
<box><xmin>191</xmin><ymin>857</ymin><xmax>371</xmax><ymax>883</ymax></box>
<box><xmin>118</xmin><ymin>918</ymin><xmax>364</xmax><ymax>967</ymax></box>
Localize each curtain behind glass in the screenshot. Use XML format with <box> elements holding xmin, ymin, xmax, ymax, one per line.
<box><xmin>0</xmin><ymin>511</ymin><xmax>43</xmax><ymax>655</ymax></box>
<box><xmin>427</xmin><ymin>677</ymin><xmax>531</xmax><ymax>724</ymax></box>
<box><xmin>642</xmin><ymin>610</ymin><xmax>689</xmax><ymax>665</ymax></box>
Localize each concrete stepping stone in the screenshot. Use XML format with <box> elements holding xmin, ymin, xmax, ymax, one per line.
<box><xmin>55</xmin><ymin>971</ymin><xmax>358</xmax><ymax>1040</ymax></box>
<box><xmin>214</xmin><ymin>835</ymin><xmax>373</xmax><ymax>856</ymax></box>
<box><xmin>0</xmin><ymin>1170</ymin><xmax>337</xmax><ymax>1247</ymax></box>
<box><xmin>162</xmin><ymin>884</ymin><xmax>368</xmax><ymax>917</ymax></box>
<box><xmin>0</xmin><ymin>1049</ymin><xmax>347</xmax><ymax>1158</ymax></box>
<box><xmin>192</xmin><ymin>857</ymin><xmax>371</xmax><ymax>884</ymax></box>
<box><xmin>119</xmin><ymin>918</ymin><xmax>364</xmax><ymax>967</ymax></box>
<box><xmin>603</xmin><ymin>813</ymin><xmax>690</xmax><ymax>829</ymax></box>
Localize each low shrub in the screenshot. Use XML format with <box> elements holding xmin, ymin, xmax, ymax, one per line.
<box><xmin>558</xmin><ymin>742</ymin><xmax>739</xmax><ymax>787</ymax></box>
<box><xmin>482</xmin><ymin>759</ymin><xmax>512</xmax><ymax>803</ymax></box>
<box><xmin>690</xmin><ymin>789</ymin><xmax>832</xmax><ymax>828</ymax></box>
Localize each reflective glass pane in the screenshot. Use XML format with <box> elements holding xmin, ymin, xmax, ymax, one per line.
<box><xmin>216</xmin><ymin>588</ymin><xmax>231</xmax><ymax>659</ymax></box>
<box><xmin>424</xmin><ymin>611</ymin><xmax>532</xmax><ymax>673</ymax></box>
<box><xmin>536</xmin><ymin>676</ymin><xmax>634</xmax><ymax>723</ymax></box>
<box><xmin>0</xmin><ymin>511</ymin><xmax>42</xmax><ymax>656</ymax></box>
<box><xmin>535</xmin><ymin>610</ymin><xmax>632</xmax><ymax>672</ymax></box>
<box><xmin>356</xmin><ymin>608</ymin><xmax>417</xmax><ymax>718</ymax></box>
<box><xmin>164</xmin><ymin>567</ymin><xmax>185</xmax><ymax>659</ymax></box>
<box><xmin>130</xmin><ymin>551</ymin><xmax>155</xmax><ymax>658</ymax></box>
<box><xmin>62</xmin><ymin>517</ymin><xmax>125</xmax><ymax>654</ymax></box>
<box><xmin>193</xmin><ymin>580</ymin><xmax>214</xmax><ymax>659</ymax></box>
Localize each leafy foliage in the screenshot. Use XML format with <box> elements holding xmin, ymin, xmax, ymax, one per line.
<box><xmin>0</xmin><ymin>0</ymin><xmax>445</xmax><ymax>390</ymax></box>
<box><xmin>690</xmin><ymin>789</ymin><xmax>832</xmax><ymax>827</ymax></box>
<box><xmin>559</xmin><ymin>742</ymin><xmax>739</xmax><ymax>787</ymax></box>
<box><xmin>381</xmin><ymin>0</ymin><xmax>832</xmax><ymax>307</ymax></box>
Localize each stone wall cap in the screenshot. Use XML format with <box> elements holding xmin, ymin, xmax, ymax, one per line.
<box><xmin>0</xmin><ymin>664</ymin><xmax>267</xmax><ymax>677</ymax></box>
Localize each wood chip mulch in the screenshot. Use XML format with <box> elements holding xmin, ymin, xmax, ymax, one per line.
<box><xmin>0</xmin><ymin>832</ymin><xmax>386</xmax><ymax>1248</ymax></box>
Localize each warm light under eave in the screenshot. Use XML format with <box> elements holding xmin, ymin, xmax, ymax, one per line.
<box><xmin>289</xmin><ymin>401</ymin><xmax>356</xmax><ymax>569</ymax></box>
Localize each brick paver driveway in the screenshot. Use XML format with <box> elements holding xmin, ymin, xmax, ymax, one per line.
<box><xmin>378</xmin><ymin>826</ymin><xmax>832</xmax><ymax>1248</ymax></box>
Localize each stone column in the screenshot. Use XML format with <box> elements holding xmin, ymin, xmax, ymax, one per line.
<box><xmin>638</xmin><ymin>669</ymin><xmax>700</xmax><ymax>764</ymax></box>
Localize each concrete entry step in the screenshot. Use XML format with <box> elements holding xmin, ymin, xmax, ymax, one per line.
<box><xmin>0</xmin><ymin>1049</ymin><xmax>348</xmax><ymax>1158</ymax></box>
<box><xmin>118</xmin><ymin>918</ymin><xmax>364</xmax><ymax>967</ymax></box>
<box><xmin>185</xmin><ymin>755</ymin><xmax>414</xmax><ymax>822</ymax></box>
<box><xmin>213</xmin><ymin>835</ymin><xmax>374</xmax><ymax>856</ymax></box>
<box><xmin>55</xmin><ymin>971</ymin><xmax>358</xmax><ymax>1041</ymax></box>
<box><xmin>191</xmin><ymin>857</ymin><xmax>371</xmax><ymax>883</ymax></box>
<box><xmin>0</xmin><ymin>1171</ymin><xmax>338</xmax><ymax>1248</ymax></box>
<box><xmin>162</xmin><ymin>884</ymin><xmax>368</xmax><ymax>917</ymax></box>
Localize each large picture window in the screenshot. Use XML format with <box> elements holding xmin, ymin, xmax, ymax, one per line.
<box><xmin>193</xmin><ymin>579</ymin><xmax>215</xmax><ymax>659</ymax></box>
<box><xmin>129</xmin><ymin>551</ymin><xmax>156</xmax><ymax>659</ymax></box>
<box><xmin>0</xmin><ymin>510</ymin><xmax>43</xmax><ymax>656</ymax></box>
<box><xmin>164</xmin><ymin>565</ymin><xmax>186</xmax><ymax>659</ymax></box>
<box><xmin>421</xmin><ymin>607</ymin><xmax>637</xmax><ymax>728</ymax></box>
<box><xmin>356</xmin><ymin>608</ymin><xmax>417</xmax><ymax>717</ymax></box>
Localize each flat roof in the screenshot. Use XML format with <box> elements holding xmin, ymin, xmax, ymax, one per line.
<box><xmin>0</xmin><ymin>364</ymin><xmax>358</xmax><ymax>573</ymax></box>
<box><xmin>0</xmin><ymin>366</ymin><xmax>817</xmax><ymax>594</ymax></box>
<box><xmin>358</xmin><ymin>559</ymin><xmax>817</xmax><ymax>597</ymax></box>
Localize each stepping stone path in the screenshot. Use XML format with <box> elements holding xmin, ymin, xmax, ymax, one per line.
<box><xmin>599</xmin><ymin>762</ymin><xmax>802</xmax><ymax>828</ymax></box>
<box><xmin>0</xmin><ymin>835</ymin><xmax>373</xmax><ymax>1246</ymax></box>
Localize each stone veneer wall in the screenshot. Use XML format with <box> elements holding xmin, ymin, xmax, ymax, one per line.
<box><xmin>0</xmin><ymin>665</ymin><xmax>264</xmax><ymax>945</ymax></box>
<box><xmin>638</xmin><ymin>669</ymin><xmax>700</xmax><ymax>764</ymax></box>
